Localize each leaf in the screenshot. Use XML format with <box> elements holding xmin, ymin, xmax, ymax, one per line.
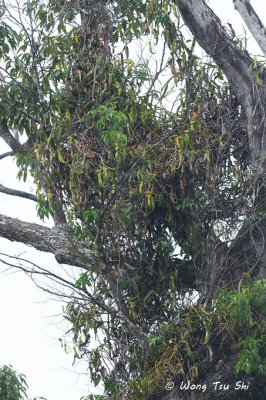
<box><xmin>47</xmin><ymin>131</ymin><xmax>54</xmax><ymax>147</ymax></box>
<box><xmin>255</xmin><ymin>71</ymin><xmax>266</xmax><ymax>87</ymax></box>
<box><xmin>57</xmin><ymin>147</ymin><xmax>66</xmax><ymax>163</ymax></box>
<box><xmin>97</xmin><ymin>171</ymin><xmax>103</xmax><ymax>187</ymax></box>
<box><xmin>204</xmin><ymin>330</ymin><xmax>210</xmax><ymax>344</ymax></box>
<box><xmin>144</xmin><ymin>289</ymin><xmax>156</xmax><ymax>303</ymax></box>
<box><xmin>148</xmin><ymin>40</ymin><xmax>154</xmax><ymax>54</ymax></box>
<box><xmin>74</xmin><ymin>31</ymin><xmax>80</xmax><ymax>44</ymax></box>
<box><xmin>184</xmin><ymin>340</ymin><xmax>195</xmax><ymax>361</ymax></box>
<box><xmin>170</xmin><ymin>275</ymin><xmax>176</xmax><ymax>291</ymax></box>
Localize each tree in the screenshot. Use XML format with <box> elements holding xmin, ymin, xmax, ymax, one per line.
<box><xmin>0</xmin><ymin>365</ymin><xmax>27</xmax><ymax>400</ymax></box>
<box><xmin>0</xmin><ymin>0</ymin><xmax>265</xmax><ymax>399</ymax></box>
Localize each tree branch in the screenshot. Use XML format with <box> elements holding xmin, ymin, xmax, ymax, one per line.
<box><xmin>0</xmin><ymin>123</ymin><xmax>27</xmax><ymax>154</ymax></box>
<box><xmin>176</xmin><ymin>2</ymin><xmax>265</xmax><ymax>286</ymax></box>
<box><xmin>0</xmin><ymin>213</ymin><xmax>148</xmax><ymax>339</ymax></box>
<box><xmin>0</xmin><ymin>150</ymin><xmax>14</xmax><ymax>160</ymax></box>
<box><xmin>0</xmin><ymin>252</ymin><xmax>117</xmax><ymax>315</ymax></box>
<box><xmin>227</xmin><ymin>216</ymin><xmax>266</xmax><ymax>281</ymax></box>
<box><xmin>0</xmin><ymin>122</ymin><xmax>66</xmax><ymax>225</ymax></box>
<box><xmin>102</xmin><ymin>266</ymin><xmax>148</xmax><ymax>340</ymax></box>
<box><xmin>0</xmin><ymin>213</ymin><xmax>97</xmax><ymax>269</ymax></box>
<box><xmin>0</xmin><ymin>122</ymin><xmax>67</xmax><ymax>226</ymax></box>
<box><xmin>0</xmin><ymin>211</ymin><xmax>198</xmax><ymax>289</ymax></box>
<box><xmin>176</xmin><ymin>0</ymin><xmax>266</xmax><ymax>166</ymax></box>
<box><xmin>233</xmin><ymin>0</ymin><xmax>266</xmax><ymax>57</ymax></box>
<box><xmin>176</xmin><ymin>0</ymin><xmax>253</xmax><ymax>98</ymax></box>
<box><xmin>0</xmin><ymin>183</ymin><xmax>37</xmax><ymax>201</ymax></box>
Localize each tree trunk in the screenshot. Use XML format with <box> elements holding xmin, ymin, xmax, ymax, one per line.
<box><xmin>151</xmin><ymin>2</ymin><xmax>266</xmax><ymax>398</ymax></box>
<box><xmin>150</xmin><ymin>353</ymin><xmax>265</xmax><ymax>399</ymax></box>
<box><xmin>176</xmin><ymin>0</ymin><xmax>266</xmax><ymax>281</ymax></box>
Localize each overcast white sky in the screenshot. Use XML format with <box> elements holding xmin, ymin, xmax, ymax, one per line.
<box><xmin>0</xmin><ymin>1</ymin><xmax>265</xmax><ymax>399</ymax></box>
<box><xmin>0</xmin><ymin>148</ymin><xmax>100</xmax><ymax>400</ymax></box>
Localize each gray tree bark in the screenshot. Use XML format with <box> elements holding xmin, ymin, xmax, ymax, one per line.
<box><xmin>0</xmin><ymin>214</ymin><xmax>97</xmax><ymax>269</ymax></box>
<box><xmin>0</xmin><ymin>184</ymin><xmax>37</xmax><ymax>201</ymax></box>
<box><xmin>176</xmin><ymin>0</ymin><xmax>265</xmax><ymax>170</ymax></box>
<box><xmin>233</xmin><ymin>0</ymin><xmax>266</xmax><ymax>57</ymax></box>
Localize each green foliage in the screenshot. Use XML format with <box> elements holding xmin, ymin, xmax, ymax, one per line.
<box><xmin>216</xmin><ymin>280</ymin><xmax>266</xmax><ymax>376</ymax></box>
<box><xmin>236</xmin><ymin>330</ymin><xmax>266</xmax><ymax>376</ymax></box>
<box><xmin>36</xmin><ymin>194</ymin><xmax>54</xmax><ymax>221</ymax></box>
<box><xmin>216</xmin><ymin>279</ymin><xmax>266</xmax><ymax>329</ymax></box>
<box><xmin>91</xmin><ymin>104</ymin><xmax>128</xmax><ymax>147</ymax></box>
<box><xmin>112</xmin><ymin>280</ymin><xmax>265</xmax><ymax>399</ymax></box>
<box><xmin>0</xmin><ymin>365</ymin><xmax>27</xmax><ymax>400</ymax></box>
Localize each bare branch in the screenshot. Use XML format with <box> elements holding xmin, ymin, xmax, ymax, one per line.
<box><xmin>233</xmin><ymin>0</ymin><xmax>266</xmax><ymax>57</ymax></box>
<box><xmin>0</xmin><ymin>183</ymin><xmax>37</xmax><ymax>201</ymax></box>
<box><xmin>0</xmin><ymin>211</ymin><xmax>196</xmax><ymax>291</ymax></box>
<box><xmin>103</xmin><ymin>266</ymin><xmax>148</xmax><ymax>340</ymax></box>
<box><xmin>0</xmin><ymin>252</ymin><xmax>118</xmax><ymax>315</ymax></box>
<box><xmin>0</xmin><ymin>123</ymin><xmax>28</xmax><ymax>154</ymax></box>
<box><xmin>0</xmin><ymin>135</ymin><xmax>33</xmax><ymax>161</ymax></box>
<box><xmin>0</xmin><ymin>150</ymin><xmax>14</xmax><ymax>160</ymax></box>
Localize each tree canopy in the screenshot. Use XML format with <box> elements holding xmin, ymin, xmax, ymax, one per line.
<box><xmin>0</xmin><ymin>1</ymin><xmax>265</xmax><ymax>399</ymax></box>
